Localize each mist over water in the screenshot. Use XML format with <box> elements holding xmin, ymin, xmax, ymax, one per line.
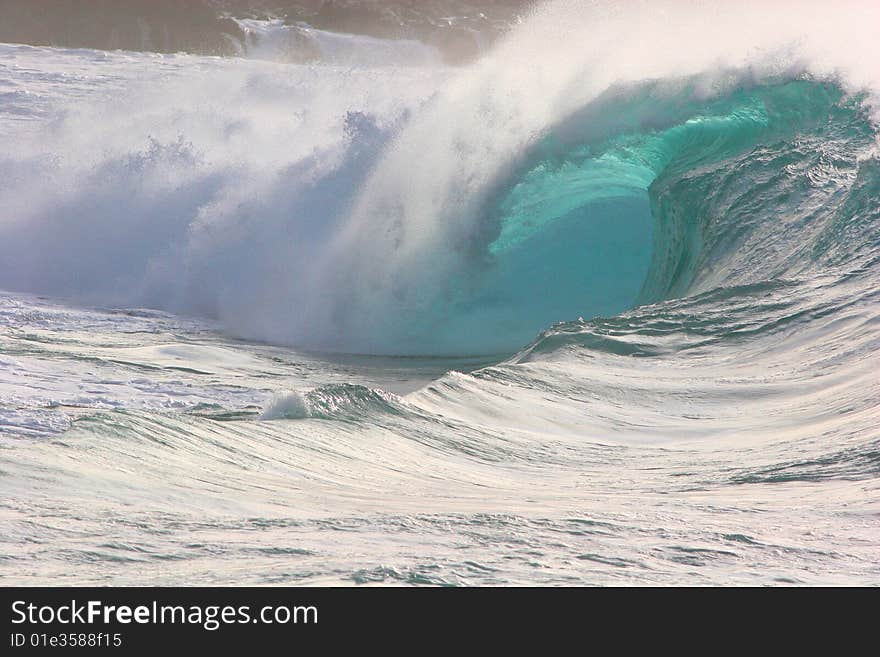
<box><xmin>0</xmin><ymin>0</ymin><xmax>878</xmax><ymax>585</ymax></box>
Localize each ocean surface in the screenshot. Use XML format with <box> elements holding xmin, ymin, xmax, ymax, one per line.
<box><xmin>1</xmin><ymin>0</ymin><xmax>878</xmax><ymax>585</ymax></box>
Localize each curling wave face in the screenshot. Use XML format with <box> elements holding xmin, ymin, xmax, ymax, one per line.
<box><xmin>0</xmin><ymin>0</ymin><xmax>878</xmax><ymax>585</ymax></box>
<box><xmin>2</xmin><ymin>1</ymin><xmax>880</xmax><ymax>355</ymax></box>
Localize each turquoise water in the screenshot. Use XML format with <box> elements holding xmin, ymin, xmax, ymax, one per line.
<box><xmin>396</xmin><ymin>80</ymin><xmax>877</xmax><ymax>354</ymax></box>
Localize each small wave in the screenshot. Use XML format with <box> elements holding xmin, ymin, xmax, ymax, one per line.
<box><xmin>235</xmin><ymin>19</ymin><xmax>443</xmax><ymax>67</ymax></box>
<box><xmin>260</xmin><ymin>384</ymin><xmax>403</xmax><ymax>422</ymax></box>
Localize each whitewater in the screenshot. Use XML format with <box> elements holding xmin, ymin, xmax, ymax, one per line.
<box><xmin>0</xmin><ymin>0</ymin><xmax>878</xmax><ymax>585</ymax></box>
